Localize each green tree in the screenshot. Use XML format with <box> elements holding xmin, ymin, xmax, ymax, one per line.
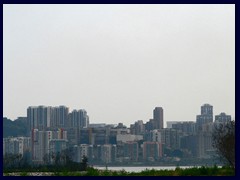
<box><xmin>80</xmin><ymin>155</ymin><xmax>88</xmax><ymax>171</ymax></box>
<box><xmin>212</xmin><ymin>120</ymin><xmax>235</xmax><ymax>168</ymax></box>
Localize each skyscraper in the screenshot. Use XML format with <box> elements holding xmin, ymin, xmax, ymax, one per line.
<box><xmin>215</xmin><ymin>112</ymin><xmax>231</xmax><ymax>123</ymax></box>
<box><xmin>70</xmin><ymin>109</ymin><xmax>89</xmax><ymax>128</ymax></box>
<box><xmin>196</xmin><ymin>104</ymin><xmax>213</xmax><ymax>131</ymax></box>
<box><xmin>27</xmin><ymin>106</ymin><xmax>37</xmax><ymax>132</ymax></box>
<box><xmin>201</xmin><ymin>104</ymin><xmax>213</xmax><ymax>116</ymax></box>
<box><xmin>153</xmin><ymin>107</ymin><xmax>164</xmax><ymax>129</ymax></box>
<box><xmin>79</xmin><ymin>109</ymin><xmax>89</xmax><ymax>128</ymax></box>
<box><xmin>27</xmin><ymin>106</ymin><xmax>52</xmax><ymax>131</ymax></box>
<box><xmin>51</xmin><ymin>106</ymin><xmax>69</xmax><ymax>128</ymax></box>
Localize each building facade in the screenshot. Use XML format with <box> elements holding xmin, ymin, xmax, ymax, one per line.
<box><xmin>153</xmin><ymin>107</ymin><xmax>164</xmax><ymax>129</ymax></box>
<box><xmin>143</xmin><ymin>142</ymin><xmax>162</xmax><ymax>161</ymax></box>
<box><xmin>215</xmin><ymin>112</ymin><xmax>231</xmax><ymax>123</ymax></box>
<box><xmin>196</xmin><ymin>104</ymin><xmax>213</xmax><ymax>131</ymax></box>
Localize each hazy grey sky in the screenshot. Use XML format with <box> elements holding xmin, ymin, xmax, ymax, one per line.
<box><xmin>3</xmin><ymin>4</ymin><xmax>235</xmax><ymax>127</ymax></box>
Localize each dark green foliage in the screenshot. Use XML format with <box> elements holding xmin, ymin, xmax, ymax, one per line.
<box><xmin>85</xmin><ymin>167</ymin><xmax>100</xmax><ymax>176</ymax></box>
<box><xmin>212</xmin><ymin>120</ymin><xmax>235</xmax><ymax>168</ymax></box>
<box><xmin>19</xmin><ymin>171</ymin><xmax>29</xmax><ymax>176</ymax></box>
<box><xmin>80</xmin><ymin>155</ymin><xmax>88</xmax><ymax>171</ymax></box>
<box><xmin>3</xmin><ymin>150</ymin><xmax>91</xmax><ymax>175</ymax></box>
<box><xmin>54</xmin><ymin>166</ymin><xmax>235</xmax><ymax>176</ymax></box>
<box><xmin>3</xmin><ymin>153</ymin><xmax>29</xmax><ymax>169</ymax></box>
<box><xmin>3</xmin><ymin>166</ymin><xmax>235</xmax><ymax>176</ymax></box>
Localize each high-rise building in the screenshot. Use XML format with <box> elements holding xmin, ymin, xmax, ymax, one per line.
<box><xmin>160</xmin><ymin>128</ymin><xmax>182</xmax><ymax>150</ymax></box>
<box><xmin>166</xmin><ymin>121</ymin><xmax>179</xmax><ymax>128</ymax></box>
<box><xmin>181</xmin><ymin>131</ymin><xmax>214</xmax><ymax>158</ymax></box>
<box><xmin>196</xmin><ymin>104</ymin><xmax>213</xmax><ymax>131</ymax></box>
<box><xmin>31</xmin><ymin>129</ymin><xmax>67</xmax><ymax>164</ymax></box>
<box><xmin>27</xmin><ymin>106</ymin><xmax>52</xmax><ymax>131</ymax></box>
<box><xmin>171</xmin><ymin>121</ymin><xmax>196</xmax><ymax>135</ymax></box>
<box><xmin>123</xmin><ymin>141</ymin><xmax>139</xmax><ymax>162</ymax></box>
<box><xmin>201</xmin><ymin>104</ymin><xmax>213</xmax><ymax>115</ymax></box>
<box><xmin>79</xmin><ymin>109</ymin><xmax>89</xmax><ymax>128</ymax></box>
<box><xmin>143</xmin><ymin>142</ymin><xmax>162</xmax><ymax>161</ymax></box>
<box><xmin>31</xmin><ymin>129</ymin><xmax>51</xmax><ymax>164</ymax></box>
<box><xmin>153</xmin><ymin>107</ymin><xmax>164</xmax><ymax>129</ymax></box>
<box><xmin>73</xmin><ymin>144</ymin><xmax>93</xmax><ymax>163</ymax></box>
<box><xmin>145</xmin><ymin>119</ymin><xmax>155</xmax><ymax>131</ymax></box>
<box><xmin>27</xmin><ymin>106</ymin><xmax>37</xmax><ymax>132</ymax></box>
<box><xmin>27</xmin><ymin>105</ymin><xmax>70</xmax><ymax>132</ymax></box>
<box><xmin>49</xmin><ymin>139</ymin><xmax>68</xmax><ymax>164</ymax></box>
<box><xmin>92</xmin><ymin>127</ymin><xmax>110</xmax><ymax>145</ymax></box>
<box><xmin>150</xmin><ymin>129</ymin><xmax>162</xmax><ymax>143</ymax></box>
<box><xmin>51</xmin><ymin>106</ymin><xmax>69</xmax><ymax>128</ymax></box>
<box><xmin>100</xmin><ymin>144</ymin><xmax>116</xmax><ymax>164</ymax></box>
<box><xmin>130</xmin><ymin>120</ymin><xmax>145</xmax><ymax>135</ymax></box>
<box><xmin>3</xmin><ymin>137</ymin><xmax>31</xmax><ymax>156</ymax></box>
<box><xmin>69</xmin><ymin>109</ymin><xmax>89</xmax><ymax>128</ymax></box>
<box><xmin>215</xmin><ymin>112</ymin><xmax>231</xmax><ymax>123</ymax></box>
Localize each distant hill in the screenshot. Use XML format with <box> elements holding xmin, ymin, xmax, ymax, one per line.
<box><xmin>3</xmin><ymin>117</ymin><xmax>28</xmax><ymax>138</ymax></box>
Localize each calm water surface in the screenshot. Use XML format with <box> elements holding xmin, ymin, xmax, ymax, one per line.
<box><xmin>95</xmin><ymin>166</ymin><xmax>198</xmax><ymax>172</ymax></box>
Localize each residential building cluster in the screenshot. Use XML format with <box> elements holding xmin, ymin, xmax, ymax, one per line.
<box><xmin>3</xmin><ymin>104</ymin><xmax>232</xmax><ymax>165</ymax></box>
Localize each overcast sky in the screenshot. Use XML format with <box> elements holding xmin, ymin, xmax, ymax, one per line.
<box><xmin>3</xmin><ymin>4</ymin><xmax>235</xmax><ymax>127</ymax></box>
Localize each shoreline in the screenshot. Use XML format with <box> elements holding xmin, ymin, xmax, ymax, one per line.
<box><xmin>92</xmin><ymin>164</ymin><xmax>222</xmax><ymax>168</ymax></box>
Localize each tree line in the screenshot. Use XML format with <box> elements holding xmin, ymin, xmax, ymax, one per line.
<box><xmin>3</xmin><ymin>148</ymin><xmax>89</xmax><ymax>173</ymax></box>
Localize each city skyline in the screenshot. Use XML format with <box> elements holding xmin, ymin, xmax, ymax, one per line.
<box><xmin>4</xmin><ymin>104</ymin><xmax>233</xmax><ymax>128</ymax></box>
<box><xmin>4</xmin><ymin>104</ymin><xmax>233</xmax><ymax>166</ymax></box>
<box><xmin>3</xmin><ymin>4</ymin><xmax>235</xmax><ymax>127</ymax></box>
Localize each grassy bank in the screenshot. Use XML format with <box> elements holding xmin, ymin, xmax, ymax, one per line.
<box><xmin>70</xmin><ymin>166</ymin><xmax>235</xmax><ymax>176</ymax></box>
<box><xmin>58</xmin><ymin>166</ymin><xmax>235</xmax><ymax>176</ymax></box>
<box><xmin>5</xmin><ymin>166</ymin><xmax>234</xmax><ymax>176</ymax></box>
